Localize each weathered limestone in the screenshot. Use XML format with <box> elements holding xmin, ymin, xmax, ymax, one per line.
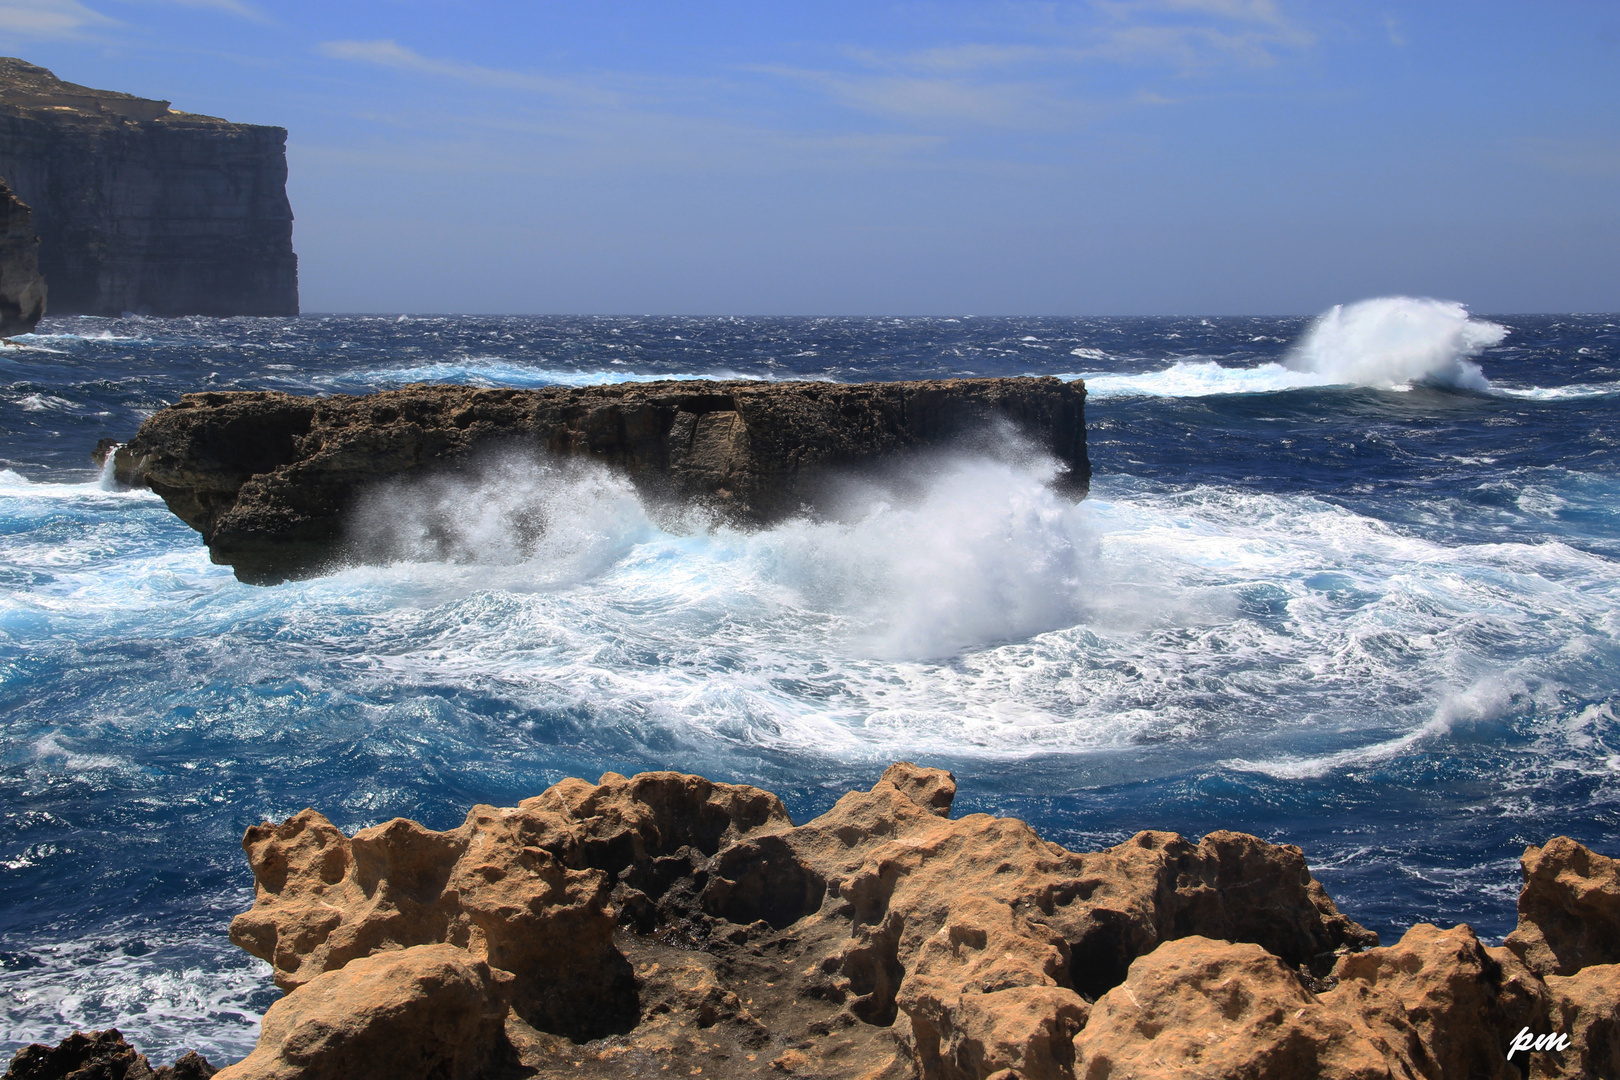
<box><xmin>102</xmin><ymin>377</ymin><xmax>1090</xmax><ymax>583</ymax></box>
<box><xmin>0</xmin><ymin>57</ymin><xmax>296</xmax><ymax>317</ymax></box>
<box><xmin>0</xmin><ymin>175</ymin><xmax>44</xmax><ymax>336</ymax></box>
<box><xmin>1505</xmin><ymin>834</ymin><xmax>1620</xmax><ymax>977</ymax></box>
<box><xmin>213</xmin><ymin>945</ymin><xmax>513</xmax><ymax>1080</ymax></box>
<box><xmin>13</xmin><ymin>779</ymin><xmax>1617</xmax><ymax>1080</ymax></box>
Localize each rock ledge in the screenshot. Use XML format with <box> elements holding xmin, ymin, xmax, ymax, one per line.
<box><xmin>103</xmin><ymin>378</ymin><xmax>1089</xmax><ymax>583</ymax></box>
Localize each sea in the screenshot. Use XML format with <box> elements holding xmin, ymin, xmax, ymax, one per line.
<box><xmin>1</xmin><ymin>297</ymin><xmax>1616</xmax><ymax>1065</ymax></box>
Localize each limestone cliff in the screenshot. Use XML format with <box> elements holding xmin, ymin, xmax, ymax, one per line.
<box><xmin>0</xmin><ymin>174</ymin><xmax>44</xmax><ymax>335</ymax></box>
<box><xmin>101</xmin><ymin>377</ymin><xmax>1090</xmax><ymax>583</ymax></box>
<box><xmin>0</xmin><ymin>58</ymin><xmax>296</xmax><ymax>317</ymax></box>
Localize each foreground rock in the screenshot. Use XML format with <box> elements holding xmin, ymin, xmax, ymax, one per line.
<box><xmin>0</xmin><ymin>57</ymin><xmax>296</xmax><ymax>317</ymax></box>
<box><xmin>2</xmin><ymin>1029</ymin><xmax>214</xmax><ymax>1079</ymax></box>
<box><xmin>15</xmin><ymin>768</ymin><xmax>1615</xmax><ymax>1078</ymax></box>
<box><xmin>0</xmin><ymin>175</ymin><xmax>45</xmax><ymax>337</ymax></box>
<box><xmin>101</xmin><ymin>378</ymin><xmax>1089</xmax><ymax>583</ymax></box>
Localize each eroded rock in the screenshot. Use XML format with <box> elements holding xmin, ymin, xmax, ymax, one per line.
<box><xmin>1505</xmin><ymin>835</ymin><xmax>1620</xmax><ymax>977</ymax></box>
<box><xmin>212</xmin><ymin>944</ymin><xmax>510</xmax><ymax>1080</ymax></box>
<box><xmin>99</xmin><ymin>378</ymin><xmax>1089</xmax><ymax>583</ymax></box>
<box><xmin>36</xmin><ymin>772</ymin><xmax>1610</xmax><ymax>1080</ymax></box>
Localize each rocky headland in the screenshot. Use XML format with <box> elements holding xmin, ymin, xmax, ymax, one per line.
<box><xmin>8</xmin><ymin>764</ymin><xmax>1619</xmax><ymax>1079</ymax></box>
<box><xmin>99</xmin><ymin>377</ymin><xmax>1090</xmax><ymax>583</ymax></box>
<box><xmin>0</xmin><ymin>175</ymin><xmax>45</xmax><ymax>336</ymax></box>
<box><xmin>0</xmin><ymin>58</ymin><xmax>297</xmax><ymax>317</ymax></box>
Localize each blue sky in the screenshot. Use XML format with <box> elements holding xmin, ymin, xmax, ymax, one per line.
<box><xmin>1</xmin><ymin>1</ymin><xmax>1616</xmax><ymax>315</ymax></box>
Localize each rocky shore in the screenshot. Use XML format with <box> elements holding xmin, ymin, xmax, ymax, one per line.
<box><xmin>9</xmin><ymin>764</ymin><xmax>1618</xmax><ymax>1079</ymax></box>
<box><xmin>100</xmin><ymin>377</ymin><xmax>1089</xmax><ymax>583</ymax></box>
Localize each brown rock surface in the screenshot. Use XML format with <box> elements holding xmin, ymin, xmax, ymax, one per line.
<box><xmin>102</xmin><ymin>377</ymin><xmax>1089</xmax><ymax>583</ymax></box>
<box><xmin>1538</xmin><ymin>963</ymin><xmax>1620</xmax><ymax>1079</ymax></box>
<box><xmin>1505</xmin><ymin>835</ymin><xmax>1620</xmax><ymax>977</ymax></box>
<box><xmin>32</xmin><ymin>780</ymin><xmax>1613</xmax><ymax>1079</ymax></box>
<box><xmin>1072</xmin><ymin>937</ymin><xmax>1390</xmax><ymax>1080</ymax></box>
<box><xmin>217</xmin><ymin>763</ymin><xmax>1383</xmax><ymax>1080</ymax></box>
<box><xmin>212</xmin><ymin>945</ymin><xmax>511</xmax><ymax>1080</ymax></box>
<box><xmin>0</xmin><ymin>174</ymin><xmax>45</xmax><ymax>337</ymax></box>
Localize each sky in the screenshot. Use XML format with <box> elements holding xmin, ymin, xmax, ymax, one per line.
<box><xmin>0</xmin><ymin>0</ymin><xmax>1615</xmax><ymax>316</ymax></box>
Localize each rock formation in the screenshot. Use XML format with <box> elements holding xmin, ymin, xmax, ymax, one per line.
<box><xmin>2</xmin><ymin>1029</ymin><xmax>215</xmax><ymax>1079</ymax></box>
<box><xmin>0</xmin><ymin>175</ymin><xmax>44</xmax><ymax>336</ymax></box>
<box><xmin>99</xmin><ymin>377</ymin><xmax>1090</xmax><ymax>583</ymax></box>
<box><xmin>9</xmin><ymin>765</ymin><xmax>1619</xmax><ymax>1079</ymax></box>
<box><xmin>0</xmin><ymin>58</ymin><xmax>296</xmax><ymax>317</ymax></box>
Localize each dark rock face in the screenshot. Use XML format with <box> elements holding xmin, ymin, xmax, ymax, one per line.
<box><xmin>2</xmin><ymin>1029</ymin><xmax>215</xmax><ymax>1080</ymax></box>
<box><xmin>0</xmin><ymin>174</ymin><xmax>44</xmax><ymax>335</ymax></box>
<box><xmin>105</xmin><ymin>377</ymin><xmax>1089</xmax><ymax>583</ymax></box>
<box><xmin>0</xmin><ymin>58</ymin><xmax>296</xmax><ymax>317</ymax></box>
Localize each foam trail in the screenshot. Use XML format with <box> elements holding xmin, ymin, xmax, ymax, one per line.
<box><xmin>1286</xmin><ymin>296</ymin><xmax>1505</xmax><ymax>391</ymax></box>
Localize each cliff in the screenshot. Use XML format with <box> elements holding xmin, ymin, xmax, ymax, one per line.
<box><xmin>0</xmin><ymin>174</ymin><xmax>44</xmax><ymax>335</ymax></box>
<box><xmin>11</xmin><ymin>765</ymin><xmax>1618</xmax><ymax>1079</ymax></box>
<box><xmin>0</xmin><ymin>58</ymin><xmax>296</xmax><ymax>317</ymax></box>
<box><xmin>101</xmin><ymin>376</ymin><xmax>1090</xmax><ymax>583</ymax></box>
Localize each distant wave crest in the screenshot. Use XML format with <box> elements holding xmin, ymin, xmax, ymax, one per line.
<box><xmin>1072</xmin><ymin>296</ymin><xmax>1509</xmax><ymax>399</ymax></box>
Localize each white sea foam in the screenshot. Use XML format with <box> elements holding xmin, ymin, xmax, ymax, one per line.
<box><xmin>0</xmin><ymin>932</ymin><xmax>269</xmax><ymax>1065</ymax></box>
<box><xmin>1492</xmin><ymin>381</ymin><xmax>1620</xmax><ymax>401</ymax></box>
<box><xmin>1076</xmin><ymin>360</ymin><xmax>1334</xmax><ymax>398</ymax></box>
<box><xmin>1069</xmin><ymin>296</ymin><xmax>1510</xmax><ymax>398</ymax></box>
<box><xmin>4</xmin><ymin>454</ymin><xmax>1615</xmax><ymax>766</ymax></box>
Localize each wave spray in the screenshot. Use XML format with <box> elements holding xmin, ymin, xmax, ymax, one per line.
<box><xmin>1286</xmin><ymin>296</ymin><xmax>1506</xmax><ymax>391</ymax></box>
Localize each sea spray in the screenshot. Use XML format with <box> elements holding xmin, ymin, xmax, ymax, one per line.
<box><xmin>1286</xmin><ymin>296</ymin><xmax>1506</xmax><ymax>391</ymax></box>
<box><xmin>1073</xmin><ymin>295</ymin><xmax>1510</xmax><ymax>398</ymax></box>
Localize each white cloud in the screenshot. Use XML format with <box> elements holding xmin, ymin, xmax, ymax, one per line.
<box><xmin>0</xmin><ymin>0</ymin><xmax>115</xmax><ymax>40</ymax></box>
<box><xmin>753</xmin><ymin>0</ymin><xmax>1316</xmax><ymax>129</ymax></box>
<box><xmin>138</xmin><ymin>0</ymin><xmax>269</xmax><ymax>23</ymax></box>
<box><xmin>316</xmin><ymin>39</ymin><xmax>620</xmax><ymax>106</ymax></box>
<box><xmin>756</xmin><ymin>64</ymin><xmax>1073</xmax><ymax>128</ymax></box>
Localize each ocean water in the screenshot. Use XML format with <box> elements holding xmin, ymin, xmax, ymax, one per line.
<box><xmin>1</xmin><ymin>298</ymin><xmax>1617</xmax><ymax>1064</ymax></box>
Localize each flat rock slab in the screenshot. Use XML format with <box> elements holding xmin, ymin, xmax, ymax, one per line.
<box><xmin>104</xmin><ymin>377</ymin><xmax>1088</xmax><ymax>583</ymax></box>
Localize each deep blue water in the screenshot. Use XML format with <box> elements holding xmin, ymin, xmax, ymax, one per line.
<box><xmin>1</xmin><ymin>300</ymin><xmax>1617</xmax><ymax>1064</ymax></box>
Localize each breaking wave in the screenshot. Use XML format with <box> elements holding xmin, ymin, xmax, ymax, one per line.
<box><xmin>1073</xmin><ymin>296</ymin><xmax>1509</xmax><ymax>398</ymax></box>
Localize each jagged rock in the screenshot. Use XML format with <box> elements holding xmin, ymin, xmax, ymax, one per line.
<box><xmin>100</xmin><ymin>378</ymin><xmax>1089</xmax><ymax>583</ymax></box>
<box><xmin>219</xmin><ymin>763</ymin><xmax>1377</xmax><ymax>1079</ymax></box>
<box><xmin>1505</xmin><ymin>835</ymin><xmax>1620</xmax><ymax>977</ymax></box>
<box><xmin>2</xmin><ymin>1029</ymin><xmax>215</xmax><ymax>1080</ymax></box>
<box><xmin>228</xmin><ymin>771</ymin><xmax>789</xmax><ymax>1040</ymax></box>
<box><xmin>1539</xmin><ymin>963</ymin><xmax>1620</xmax><ymax>1079</ymax></box>
<box><xmin>1072</xmin><ymin>937</ymin><xmax>1395</xmax><ymax>1080</ymax></box>
<box><xmin>0</xmin><ymin>174</ymin><xmax>44</xmax><ymax>336</ymax></box>
<box><xmin>211</xmin><ymin>944</ymin><xmax>511</xmax><ymax>1080</ymax></box>
<box><xmin>0</xmin><ymin>57</ymin><xmax>296</xmax><ymax>317</ymax></box>
<box><xmin>22</xmin><ymin>790</ymin><xmax>1620</xmax><ymax>1080</ymax></box>
<box><xmin>1323</xmin><ymin>923</ymin><xmax>1548</xmax><ymax>1080</ymax></box>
